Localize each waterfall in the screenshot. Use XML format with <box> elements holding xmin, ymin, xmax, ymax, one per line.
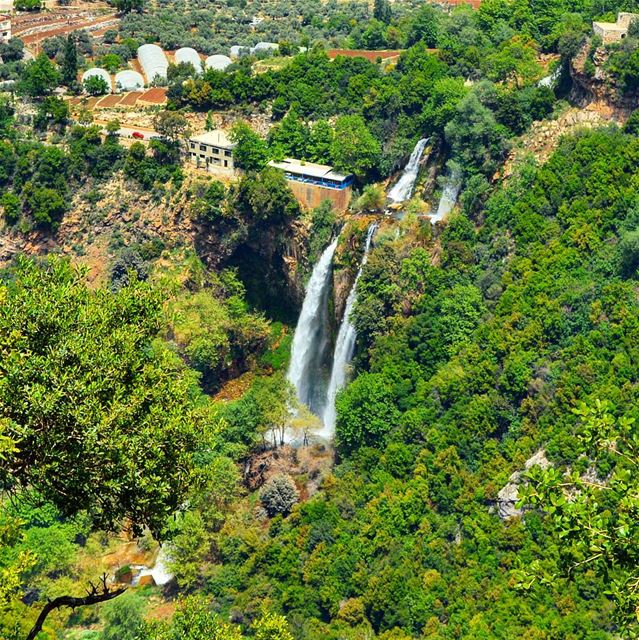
<box><xmin>388</xmin><ymin>138</ymin><xmax>430</xmax><ymax>203</ymax></box>
<box><xmin>321</xmin><ymin>223</ymin><xmax>378</xmax><ymax>436</ymax></box>
<box><xmin>538</xmin><ymin>66</ymin><xmax>560</xmax><ymax>88</ymax></box>
<box><xmin>429</xmin><ymin>170</ymin><xmax>462</xmax><ymax>225</ymax></box>
<box><xmin>287</xmin><ymin>237</ymin><xmax>338</xmax><ymax>415</ymax></box>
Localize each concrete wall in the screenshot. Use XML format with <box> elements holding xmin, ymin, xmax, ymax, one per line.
<box><xmin>287</xmin><ymin>180</ymin><xmax>351</xmax><ymax>212</ymax></box>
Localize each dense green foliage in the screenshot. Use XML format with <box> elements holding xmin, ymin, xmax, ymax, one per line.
<box><xmin>162</xmin><ymin>126</ymin><xmax>639</xmax><ymax>638</ymax></box>
<box><xmin>0</xmin><ymin>257</ymin><xmax>203</xmax><ymax>536</ymax></box>
<box><xmin>4</xmin><ymin>0</ymin><xmax>639</xmax><ymax>637</ymax></box>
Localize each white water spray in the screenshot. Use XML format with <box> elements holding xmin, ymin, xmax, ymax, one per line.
<box><xmin>321</xmin><ymin>223</ymin><xmax>378</xmax><ymax>436</ymax></box>
<box><xmin>287</xmin><ymin>237</ymin><xmax>338</xmax><ymax>414</ymax></box>
<box><xmin>538</xmin><ymin>66</ymin><xmax>560</xmax><ymax>88</ymax></box>
<box><xmin>388</xmin><ymin>138</ymin><xmax>430</xmax><ymax>203</ymax></box>
<box><xmin>429</xmin><ymin>170</ymin><xmax>462</xmax><ymax>225</ymax></box>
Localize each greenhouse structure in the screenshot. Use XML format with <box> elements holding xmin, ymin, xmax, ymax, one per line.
<box><xmin>81</xmin><ymin>68</ymin><xmax>112</xmax><ymax>92</ymax></box>
<box><xmin>205</xmin><ymin>54</ymin><xmax>232</xmax><ymax>71</ymax></box>
<box><xmin>137</xmin><ymin>44</ymin><xmax>169</xmax><ymax>81</ymax></box>
<box><xmin>114</xmin><ymin>70</ymin><xmax>145</xmax><ymax>92</ymax></box>
<box><xmin>175</xmin><ymin>47</ymin><xmax>203</xmax><ymax>74</ymax></box>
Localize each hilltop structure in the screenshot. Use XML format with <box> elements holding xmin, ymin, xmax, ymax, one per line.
<box><xmin>593</xmin><ymin>12</ymin><xmax>639</xmax><ymax>44</ymax></box>
<box><xmin>268</xmin><ymin>158</ymin><xmax>353</xmax><ymax>212</ymax></box>
<box><xmin>188</xmin><ymin>130</ymin><xmax>236</xmax><ymax>174</ymax></box>
<box><xmin>0</xmin><ymin>14</ymin><xmax>10</xmax><ymax>42</ymax></box>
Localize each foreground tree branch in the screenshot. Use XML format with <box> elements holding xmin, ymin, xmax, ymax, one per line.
<box><xmin>26</xmin><ymin>574</ymin><xmax>126</xmax><ymax>640</ymax></box>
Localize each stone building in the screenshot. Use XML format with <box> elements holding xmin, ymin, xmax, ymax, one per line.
<box><xmin>268</xmin><ymin>158</ymin><xmax>353</xmax><ymax>212</ymax></box>
<box><xmin>188</xmin><ymin>130</ymin><xmax>236</xmax><ymax>174</ymax></box>
<box><xmin>593</xmin><ymin>12</ymin><xmax>639</xmax><ymax>44</ymax></box>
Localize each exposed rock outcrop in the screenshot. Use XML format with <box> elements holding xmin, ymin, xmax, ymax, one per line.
<box><xmin>495</xmin><ymin>449</ymin><xmax>550</xmax><ymax>520</ymax></box>
<box><xmin>570</xmin><ymin>40</ymin><xmax>639</xmax><ymax>113</ymax></box>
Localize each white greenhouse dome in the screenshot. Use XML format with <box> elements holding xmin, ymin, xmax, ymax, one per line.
<box><xmin>251</xmin><ymin>42</ymin><xmax>278</xmax><ymax>54</ymax></box>
<box><xmin>175</xmin><ymin>47</ymin><xmax>202</xmax><ymax>74</ymax></box>
<box><xmin>137</xmin><ymin>44</ymin><xmax>169</xmax><ymax>81</ymax></box>
<box><xmin>229</xmin><ymin>45</ymin><xmax>249</xmax><ymax>58</ymax></box>
<box><xmin>81</xmin><ymin>68</ymin><xmax>112</xmax><ymax>92</ymax></box>
<box><xmin>114</xmin><ymin>70</ymin><xmax>145</xmax><ymax>92</ymax></box>
<box><xmin>205</xmin><ymin>54</ymin><xmax>232</xmax><ymax>71</ymax></box>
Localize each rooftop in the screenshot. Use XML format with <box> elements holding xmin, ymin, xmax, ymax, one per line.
<box><xmin>190</xmin><ymin>130</ymin><xmax>235</xmax><ymax>148</ymax></box>
<box><xmin>269</xmin><ymin>158</ymin><xmax>351</xmax><ymax>182</ymax></box>
<box><xmin>593</xmin><ymin>20</ymin><xmax>627</xmax><ymax>31</ymax></box>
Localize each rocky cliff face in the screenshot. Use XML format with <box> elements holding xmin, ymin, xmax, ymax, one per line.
<box><xmin>330</xmin><ymin>219</ymin><xmax>376</xmax><ymax>326</ymax></box>
<box><xmin>570</xmin><ymin>41</ymin><xmax>639</xmax><ymax>113</ymax></box>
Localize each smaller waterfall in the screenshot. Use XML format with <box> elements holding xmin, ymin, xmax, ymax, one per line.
<box><xmin>388</xmin><ymin>138</ymin><xmax>430</xmax><ymax>203</ymax></box>
<box><xmin>538</xmin><ymin>66</ymin><xmax>560</xmax><ymax>88</ymax></box>
<box><xmin>321</xmin><ymin>223</ymin><xmax>378</xmax><ymax>436</ymax></box>
<box><xmin>287</xmin><ymin>237</ymin><xmax>338</xmax><ymax>414</ymax></box>
<box><xmin>429</xmin><ymin>170</ymin><xmax>462</xmax><ymax>225</ymax></box>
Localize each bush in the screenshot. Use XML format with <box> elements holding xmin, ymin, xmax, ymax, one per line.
<box><xmin>1</xmin><ymin>192</ymin><xmax>20</xmax><ymax>225</ymax></box>
<box><xmin>259</xmin><ymin>475</ymin><xmax>299</xmax><ymax>517</ymax></box>
<box><xmin>109</xmin><ymin>248</ymin><xmax>149</xmax><ymax>290</ymax></box>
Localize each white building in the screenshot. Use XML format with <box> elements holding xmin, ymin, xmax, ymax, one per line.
<box><xmin>0</xmin><ymin>15</ymin><xmax>11</xmax><ymax>43</ymax></box>
<box><xmin>188</xmin><ymin>130</ymin><xmax>236</xmax><ymax>174</ymax></box>
<box><xmin>593</xmin><ymin>12</ymin><xmax>639</xmax><ymax>43</ymax></box>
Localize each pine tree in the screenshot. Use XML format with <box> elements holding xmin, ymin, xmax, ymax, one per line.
<box><xmin>61</xmin><ymin>35</ymin><xmax>78</xmax><ymax>88</ymax></box>
<box><xmin>373</xmin><ymin>0</ymin><xmax>392</xmax><ymax>25</ymax></box>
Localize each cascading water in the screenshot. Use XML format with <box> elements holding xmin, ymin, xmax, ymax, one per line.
<box><xmin>429</xmin><ymin>170</ymin><xmax>462</xmax><ymax>225</ymax></box>
<box><xmin>287</xmin><ymin>237</ymin><xmax>338</xmax><ymax>415</ymax></box>
<box><xmin>387</xmin><ymin>138</ymin><xmax>430</xmax><ymax>203</ymax></box>
<box><xmin>321</xmin><ymin>223</ymin><xmax>378</xmax><ymax>437</ymax></box>
<box><xmin>538</xmin><ymin>66</ymin><xmax>560</xmax><ymax>88</ymax></box>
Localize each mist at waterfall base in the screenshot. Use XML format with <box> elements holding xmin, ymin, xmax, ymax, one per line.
<box><xmin>387</xmin><ymin>138</ymin><xmax>430</xmax><ymax>203</ymax></box>
<box><xmin>286</xmin><ymin>237</ymin><xmax>338</xmax><ymax>416</ymax></box>
<box><xmin>429</xmin><ymin>170</ymin><xmax>462</xmax><ymax>225</ymax></box>
<box><xmin>286</xmin><ymin>224</ymin><xmax>378</xmax><ymax>443</ymax></box>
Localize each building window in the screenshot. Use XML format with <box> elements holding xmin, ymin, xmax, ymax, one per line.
<box><xmin>200</xmin><ymin>154</ymin><xmax>205</xmax><ymax>159</ymax></box>
<box><xmin>224</xmin><ymin>160</ymin><xmax>228</xmax><ymax>168</ymax></box>
<box><xmin>224</xmin><ymin>150</ymin><xmax>232</xmax><ymax>157</ymax></box>
<box><xmin>211</xmin><ymin>147</ymin><xmax>220</xmax><ymax>154</ymax></box>
<box><xmin>199</xmin><ymin>144</ymin><xmax>206</xmax><ymax>151</ymax></box>
<box><xmin>190</xmin><ymin>142</ymin><xmax>195</xmax><ymax>149</ymax></box>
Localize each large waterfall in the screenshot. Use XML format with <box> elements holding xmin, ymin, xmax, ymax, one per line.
<box><xmin>429</xmin><ymin>170</ymin><xmax>462</xmax><ymax>225</ymax></box>
<box><xmin>287</xmin><ymin>237</ymin><xmax>338</xmax><ymax>414</ymax></box>
<box><xmin>388</xmin><ymin>138</ymin><xmax>430</xmax><ymax>203</ymax></box>
<box><xmin>321</xmin><ymin>223</ymin><xmax>378</xmax><ymax>436</ymax></box>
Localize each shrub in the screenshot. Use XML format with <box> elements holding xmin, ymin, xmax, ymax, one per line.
<box><xmin>259</xmin><ymin>475</ymin><xmax>299</xmax><ymax>517</ymax></box>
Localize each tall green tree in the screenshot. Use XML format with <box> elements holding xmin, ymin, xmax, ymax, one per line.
<box><xmin>330</xmin><ymin>115</ymin><xmax>380</xmax><ymax>178</ymax></box>
<box><xmin>18</xmin><ymin>53</ymin><xmax>60</xmax><ymax>98</ymax></box>
<box><xmin>229</xmin><ymin>122</ymin><xmax>270</xmax><ymax>171</ymax></box>
<box><xmin>60</xmin><ymin>34</ymin><xmax>78</xmax><ymax>88</ymax></box>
